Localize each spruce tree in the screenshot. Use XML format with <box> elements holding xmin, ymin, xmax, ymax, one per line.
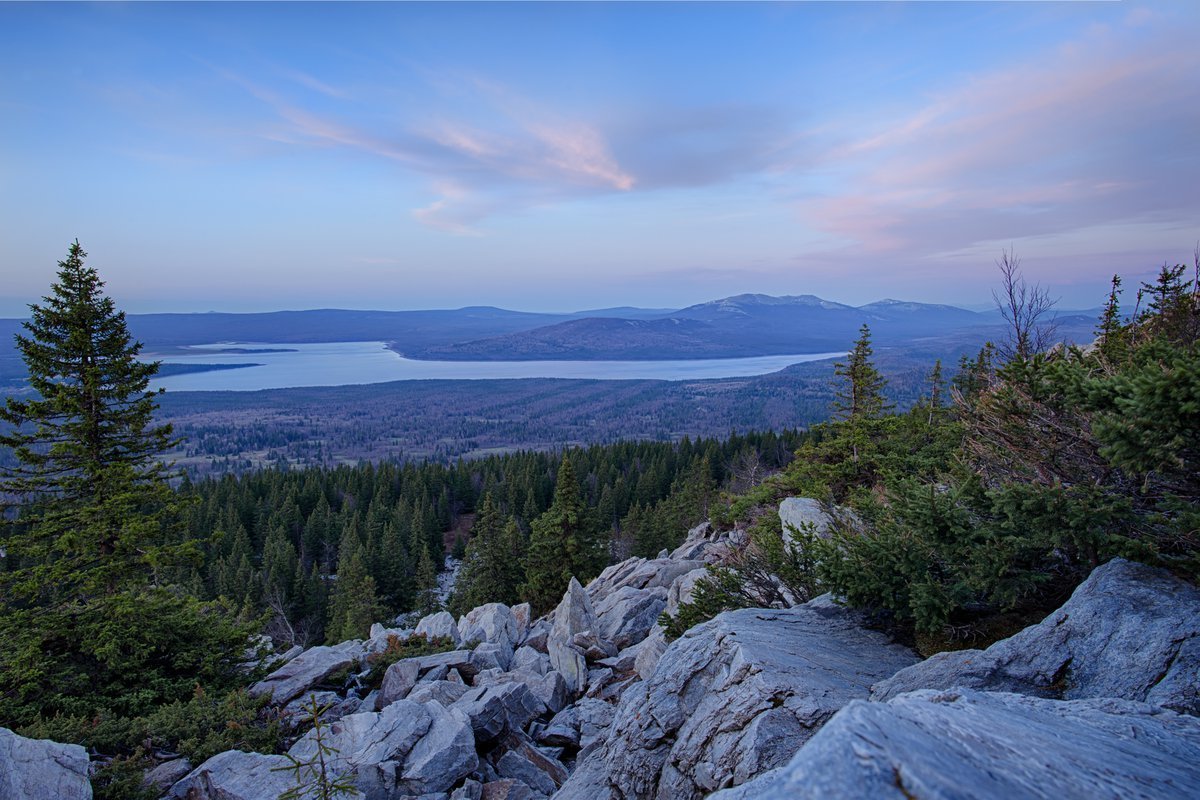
<box><xmin>522</xmin><ymin>457</ymin><xmax>591</xmax><ymax>615</ymax></box>
<box><xmin>0</xmin><ymin>241</ymin><xmax>189</xmax><ymax>601</ymax></box>
<box><xmin>0</xmin><ymin>242</ymin><xmax>255</xmax><ymax>726</ymax></box>
<box><xmin>832</xmin><ymin>324</ymin><xmax>890</xmax><ymax>463</ymax></box>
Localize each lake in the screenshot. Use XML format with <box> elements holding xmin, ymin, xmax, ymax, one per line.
<box><xmin>144</xmin><ymin>342</ymin><xmax>843</xmax><ymax>392</ymax></box>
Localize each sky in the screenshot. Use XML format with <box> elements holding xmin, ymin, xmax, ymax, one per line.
<box><xmin>1</xmin><ymin>1</ymin><xmax>1198</xmax><ymax>315</ymax></box>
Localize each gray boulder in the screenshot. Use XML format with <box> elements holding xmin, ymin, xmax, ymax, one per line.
<box><xmin>592</xmin><ymin>586</ymin><xmax>667</xmax><ymax>650</ymax></box>
<box><xmin>548</xmin><ymin>578</ymin><xmax>594</xmax><ymax>695</ymax></box>
<box><xmin>284</xmin><ymin>699</ymin><xmax>477</xmax><ymax>798</ymax></box>
<box><xmin>633</xmin><ymin>627</ymin><xmax>667</xmax><ymax>681</ymax></box>
<box><xmin>248</xmin><ymin>639</ymin><xmax>365</xmax><ymax>705</ymax></box>
<box><xmin>454</xmin><ymin>683</ymin><xmax>544</xmax><ymax>745</ymax></box>
<box><xmin>144</xmin><ymin>757</ymin><xmax>192</xmax><ymax>793</ymax></box>
<box><xmin>0</xmin><ymin>727</ymin><xmax>91</xmax><ymax>800</ymax></box>
<box><xmin>166</xmin><ymin>750</ymin><xmax>298</xmax><ymax>800</ymax></box>
<box><xmin>378</xmin><ymin>658</ymin><xmax>422</xmax><ymax>709</ymax></box>
<box><xmin>557</xmin><ymin>601</ymin><xmax>918</xmax><ymax>799</ymax></box>
<box><xmin>400</xmin><ymin>704</ymin><xmax>479</xmax><ymax>796</ymax></box>
<box><xmin>481</xmin><ymin>779</ymin><xmax>535</xmax><ymax>800</ymax></box>
<box><xmin>668</xmin><ymin>522</ymin><xmax>717</xmax><ymax>561</ymax></box>
<box><xmin>416</xmin><ymin>611</ymin><xmax>462</xmax><ymax>645</ymax></box>
<box><xmin>471</xmin><ymin>641</ymin><xmax>514</xmax><ymax>673</ymax></box>
<box><xmin>873</xmin><ymin>558</ymin><xmax>1200</xmax><ymax>715</ymax></box>
<box><xmin>586</xmin><ymin>557</ymin><xmax>704</xmax><ymax>601</ymax></box>
<box><xmin>512</xmin><ymin>646</ymin><xmax>551</xmax><ymax>676</ymax></box>
<box><xmin>407</xmin><ymin>680</ymin><xmax>470</xmax><ymax>707</ymax></box>
<box><xmin>777</xmin><ymin>497</ymin><xmax>858</xmax><ymax>545</ymax></box>
<box><xmin>459</xmin><ymin>603</ymin><xmax>520</xmax><ymax>651</ymax></box>
<box><xmin>511</xmin><ymin>603</ymin><xmax>532</xmax><ymax>639</ymax></box>
<box><xmin>665</xmin><ymin>567</ymin><xmax>708</xmax><ymax>617</ymax></box>
<box><xmin>712</xmin><ymin>689</ymin><xmax>1200</xmax><ymax>800</ymax></box>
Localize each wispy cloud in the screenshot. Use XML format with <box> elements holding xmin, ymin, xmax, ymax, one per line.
<box><xmin>792</xmin><ymin>11</ymin><xmax>1200</xmax><ymax>278</ymax></box>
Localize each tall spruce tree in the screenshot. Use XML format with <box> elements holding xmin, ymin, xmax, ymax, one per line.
<box><xmin>522</xmin><ymin>457</ymin><xmax>592</xmax><ymax>614</ymax></box>
<box><xmin>0</xmin><ymin>241</ymin><xmax>190</xmax><ymax>601</ymax></box>
<box><xmin>0</xmin><ymin>242</ymin><xmax>254</xmax><ymax>726</ymax></box>
<box><xmin>832</xmin><ymin>324</ymin><xmax>890</xmax><ymax>463</ymax></box>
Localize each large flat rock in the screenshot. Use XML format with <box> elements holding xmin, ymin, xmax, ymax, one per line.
<box><xmin>0</xmin><ymin>727</ymin><xmax>91</xmax><ymax>800</ymax></box>
<box><xmin>712</xmin><ymin>689</ymin><xmax>1200</xmax><ymax>800</ymax></box>
<box><xmin>166</xmin><ymin>750</ymin><xmax>298</xmax><ymax>800</ymax></box>
<box><xmin>873</xmin><ymin>558</ymin><xmax>1200</xmax><ymax>715</ymax></box>
<box><xmin>248</xmin><ymin>640</ymin><xmax>366</xmax><ymax>705</ymax></box>
<box><xmin>556</xmin><ymin>600</ymin><xmax>918</xmax><ymax>799</ymax></box>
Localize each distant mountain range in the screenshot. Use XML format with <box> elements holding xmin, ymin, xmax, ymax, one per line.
<box><xmin>0</xmin><ymin>293</ymin><xmax>1101</xmax><ymax>388</ymax></box>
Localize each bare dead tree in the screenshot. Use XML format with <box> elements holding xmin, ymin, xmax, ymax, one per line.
<box><xmin>992</xmin><ymin>249</ymin><xmax>1059</xmax><ymax>362</ymax></box>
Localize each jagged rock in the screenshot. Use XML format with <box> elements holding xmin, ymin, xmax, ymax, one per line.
<box><xmin>777</xmin><ymin>497</ymin><xmax>859</xmax><ymax>547</ymax></box>
<box><xmin>572</xmin><ymin>631</ymin><xmax>616</xmax><ymax>661</ymax></box>
<box><xmin>283</xmin><ymin>690</ymin><xmax>361</xmax><ymax>726</ymax></box>
<box><xmin>399</xmin><ymin>704</ymin><xmax>479</xmax><ymax>796</ymax></box>
<box><xmin>144</xmin><ymin>757</ymin><xmax>193</xmax><ymax>792</ymax></box>
<box><xmin>407</xmin><ymin>680</ymin><xmax>470</xmax><ymax>707</ymax></box>
<box><xmin>511</xmin><ymin>603</ymin><xmax>532</xmax><ymax>639</ymax></box>
<box><xmin>454</xmin><ymin>683</ymin><xmax>544</xmax><ymax>745</ymax></box>
<box><xmin>498</xmin><ymin>732</ymin><xmax>568</xmax><ymax>792</ymax></box>
<box><xmin>378</xmin><ymin>658</ymin><xmax>422</xmax><ymax>709</ymax></box>
<box><xmin>522</xmin><ymin>620</ymin><xmax>551</xmax><ymax>653</ymax></box>
<box><xmin>668</xmin><ymin>522</ymin><xmax>715</xmax><ymax>560</ymax></box>
<box><xmin>873</xmin><ymin>558</ymin><xmax>1200</xmax><ymax>715</ymax></box>
<box><xmin>459</xmin><ymin>604</ymin><xmax>520</xmax><ymax>652</ymax></box>
<box><xmin>481</xmin><ymin>779</ymin><xmax>535</xmax><ymax>800</ymax></box>
<box><xmin>557</xmin><ymin>602</ymin><xmax>918</xmax><ymax>799</ymax></box>
<box><xmin>248</xmin><ymin>639</ymin><xmax>365</xmax><ymax>705</ymax></box>
<box><xmin>711</xmin><ymin>689</ymin><xmax>1200</xmax><ymax>800</ymax></box>
<box><xmin>471</xmin><ymin>641</ymin><xmax>514</xmax><ymax>672</ymax></box>
<box><xmin>532</xmin><ymin>670</ymin><xmax>570</xmax><ymax>715</ymax></box>
<box><xmin>586</xmin><ymin>558</ymin><xmax>704</xmax><ymax>601</ymax></box>
<box><xmin>274</xmin><ymin>644</ymin><xmax>304</xmax><ymax>665</ymax></box>
<box><xmin>496</xmin><ymin>734</ymin><xmax>571</xmax><ymax>796</ymax></box>
<box><xmin>450</xmin><ymin>779</ymin><xmax>484</xmax><ymax>800</ymax></box>
<box><xmin>538</xmin><ymin>705</ymin><xmax>581</xmax><ymax>748</ymax></box>
<box><xmin>0</xmin><ymin>728</ymin><xmax>91</xmax><ymax>800</ymax></box>
<box><xmin>368</xmin><ymin>624</ymin><xmax>415</xmax><ymax>654</ymax></box>
<box><xmin>597</xmin><ymin>647</ymin><xmax>639</xmax><ymax>675</ymax></box>
<box><xmin>416</xmin><ymin>612</ymin><xmax>462</xmax><ymax>645</ymax></box>
<box><xmin>548</xmin><ymin>579</ymin><xmax>594</xmax><ymax>695</ymax></box>
<box><xmin>593</xmin><ymin>586</ymin><xmax>668</xmax><ymax>650</ymax></box>
<box><xmin>573</xmin><ymin>698</ymin><xmax>617</xmax><ymax>752</ymax></box>
<box><xmin>496</xmin><ymin>750</ymin><xmax>556</xmax><ymax>796</ymax></box>
<box><xmin>633</xmin><ymin>627</ymin><xmax>667</xmax><ymax>681</ymax></box>
<box><xmin>166</xmin><ymin>750</ymin><xmax>298</xmax><ymax>800</ymax></box>
<box><xmin>282</xmin><ymin>699</ymin><xmax>478</xmax><ymax>797</ymax></box>
<box><xmin>512</xmin><ymin>646</ymin><xmax>550</xmax><ymax>676</ymax></box>
<box><xmin>409</xmin><ymin>649</ymin><xmax>477</xmax><ymax>683</ymax></box>
<box><xmin>665</xmin><ymin>568</ymin><xmax>708</xmax><ymax>617</ymax></box>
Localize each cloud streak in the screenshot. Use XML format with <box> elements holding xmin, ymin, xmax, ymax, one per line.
<box><xmin>791</xmin><ymin>11</ymin><xmax>1200</xmax><ymax>280</ymax></box>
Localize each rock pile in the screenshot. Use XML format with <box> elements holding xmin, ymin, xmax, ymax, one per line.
<box><xmin>10</xmin><ymin>499</ymin><xmax>1200</xmax><ymax>800</ymax></box>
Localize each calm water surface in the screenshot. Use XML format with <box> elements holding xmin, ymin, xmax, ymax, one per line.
<box><xmin>145</xmin><ymin>342</ymin><xmax>843</xmax><ymax>392</ymax></box>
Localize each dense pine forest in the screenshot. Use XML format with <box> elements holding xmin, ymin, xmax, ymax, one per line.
<box><xmin>176</xmin><ymin>430</ymin><xmax>803</xmax><ymax>647</ymax></box>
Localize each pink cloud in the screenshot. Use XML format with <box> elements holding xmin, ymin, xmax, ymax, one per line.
<box><xmin>796</xmin><ymin>13</ymin><xmax>1200</xmax><ymax>269</ymax></box>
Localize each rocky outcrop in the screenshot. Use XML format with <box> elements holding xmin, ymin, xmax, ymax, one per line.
<box><xmin>0</xmin><ymin>727</ymin><xmax>91</xmax><ymax>800</ymax></box>
<box><xmin>416</xmin><ymin>610</ymin><xmax>462</xmax><ymax>645</ymax></box>
<box><xmin>873</xmin><ymin>558</ymin><xmax>1200</xmax><ymax>715</ymax></box>
<box><xmin>166</xmin><ymin>750</ymin><xmax>297</xmax><ymax>800</ymax></box>
<box><xmin>711</xmin><ymin>689</ymin><xmax>1200</xmax><ymax>800</ymax></box>
<box><xmin>459</xmin><ymin>603</ymin><xmax>521</xmax><ymax>653</ymax></box>
<box><xmin>248</xmin><ymin>639</ymin><xmax>365</xmax><ymax>705</ymax></box>
<box><xmin>556</xmin><ymin>600</ymin><xmax>919</xmax><ymax>799</ymax></box>
<box><xmin>547</xmin><ymin>578</ymin><xmax>595</xmax><ymax>695</ymax></box>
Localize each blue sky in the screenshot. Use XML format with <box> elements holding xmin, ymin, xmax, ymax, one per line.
<box><xmin>1</xmin><ymin>1</ymin><xmax>1197</xmax><ymax>314</ymax></box>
